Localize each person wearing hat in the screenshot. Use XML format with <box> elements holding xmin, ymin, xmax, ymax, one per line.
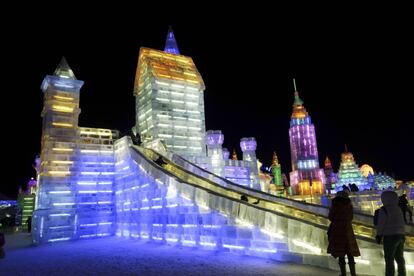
<box><xmin>327</xmin><ymin>190</ymin><xmax>360</xmax><ymax>276</ymax></box>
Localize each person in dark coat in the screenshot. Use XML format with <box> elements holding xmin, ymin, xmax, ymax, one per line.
<box><xmin>327</xmin><ymin>190</ymin><xmax>360</xmax><ymax>276</ymax></box>
<box><xmin>26</xmin><ymin>216</ymin><xmax>32</xmax><ymax>233</ymax></box>
<box><xmin>153</xmin><ymin>156</ymin><xmax>167</xmax><ymax>167</ymax></box>
<box><xmin>398</xmin><ymin>193</ymin><xmax>413</xmax><ymax>223</ymax></box>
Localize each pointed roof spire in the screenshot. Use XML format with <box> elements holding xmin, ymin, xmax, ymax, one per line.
<box><xmin>272</xmin><ymin>152</ymin><xmax>279</xmax><ymax>166</ymax></box>
<box><xmin>54</xmin><ymin>56</ymin><xmax>76</xmax><ymax>79</ymax></box>
<box><xmin>164</xmin><ymin>26</ymin><xmax>180</xmax><ymax>55</ymax></box>
<box><xmin>344</xmin><ymin>144</ymin><xmax>348</xmax><ymax>153</ymax></box>
<box><xmin>325</xmin><ymin>156</ymin><xmax>332</xmax><ymax>168</ymax></box>
<box><xmin>293</xmin><ymin>78</ymin><xmax>304</xmax><ymax>106</ymax></box>
<box><xmin>231</xmin><ymin>149</ymin><xmax>238</xmax><ymax>160</ymax></box>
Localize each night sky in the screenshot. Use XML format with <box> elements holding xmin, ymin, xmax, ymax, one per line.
<box><xmin>2</xmin><ymin>6</ymin><xmax>413</xmax><ymax>198</ymax></box>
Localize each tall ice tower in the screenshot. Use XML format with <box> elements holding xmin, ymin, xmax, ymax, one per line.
<box><xmin>34</xmin><ymin>57</ymin><xmax>118</xmax><ymax>243</ymax></box>
<box><xmin>133</xmin><ymin>27</ymin><xmax>206</xmax><ymax>158</ymax></box>
<box><xmin>288</xmin><ymin>80</ymin><xmax>325</xmax><ymax>195</ymax></box>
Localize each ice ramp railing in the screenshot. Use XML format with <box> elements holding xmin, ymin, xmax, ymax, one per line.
<box><xmin>156</xmin><ymin>148</ymin><xmax>414</xmax><ymax>250</ymax></box>
<box><xmin>125</xmin><ymin>147</ymin><xmax>414</xmax><ymax>275</ymax></box>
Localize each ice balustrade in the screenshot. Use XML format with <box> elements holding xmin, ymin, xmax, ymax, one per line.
<box><xmin>162</xmin><ymin>149</ymin><xmax>414</xmax><ymax>246</ymax></box>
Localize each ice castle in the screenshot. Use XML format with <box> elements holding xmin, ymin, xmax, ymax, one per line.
<box><xmin>31</xmin><ymin>28</ymin><xmax>414</xmax><ymax>275</ymax></box>
<box><xmin>132</xmin><ymin>27</ymin><xmax>259</xmax><ymax>190</ymax></box>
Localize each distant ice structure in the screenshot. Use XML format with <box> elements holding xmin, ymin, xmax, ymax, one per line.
<box><xmin>336</xmin><ymin>148</ymin><xmax>369</xmax><ymax>191</ymax></box>
<box><xmin>289</xmin><ymin>80</ymin><xmax>325</xmax><ymax>195</ymax></box>
<box><xmin>373</xmin><ymin>173</ymin><xmax>396</xmax><ymax>190</ymax></box>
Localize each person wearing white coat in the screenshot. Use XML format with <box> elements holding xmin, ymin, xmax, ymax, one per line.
<box><xmin>376</xmin><ymin>190</ymin><xmax>406</xmax><ymax>276</ymax></box>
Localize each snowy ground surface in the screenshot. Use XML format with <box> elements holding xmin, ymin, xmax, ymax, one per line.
<box><xmin>0</xmin><ymin>233</ymin><xmax>340</xmax><ymax>276</ymax></box>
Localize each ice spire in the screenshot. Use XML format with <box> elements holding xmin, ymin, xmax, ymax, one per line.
<box><xmin>164</xmin><ymin>26</ymin><xmax>180</xmax><ymax>55</ymax></box>
<box><xmin>293</xmin><ymin>78</ymin><xmax>304</xmax><ymax>106</ymax></box>
<box><xmin>54</xmin><ymin>56</ymin><xmax>76</xmax><ymax>79</ymax></box>
<box><xmin>325</xmin><ymin>156</ymin><xmax>332</xmax><ymax>168</ymax></box>
<box><xmin>272</xmin><ymin>152</ymin><xmax>279</xmax><ymax>166</ymax></box>
<box><xmin>232</xmin><ymin>149</ymin><xmax>238</xmax><ymax>160</ymax></box>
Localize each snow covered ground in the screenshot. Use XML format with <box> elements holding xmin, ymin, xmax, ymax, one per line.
<box><xmin>1</xmin><ymin>233</ymin><xmax>340</xmax><ymax>276</ymax></box>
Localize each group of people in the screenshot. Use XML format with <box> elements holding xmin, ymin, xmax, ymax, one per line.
<box><xmin>327</xmin><ymin>190</ymin><xmax>409</xmax><ymax>276</ymax></box>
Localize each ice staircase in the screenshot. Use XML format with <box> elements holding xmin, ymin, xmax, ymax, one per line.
<box><xmin>114</xmin><ymin>137</ymin><xmax>414</xmax><ymax>275</ymax></box>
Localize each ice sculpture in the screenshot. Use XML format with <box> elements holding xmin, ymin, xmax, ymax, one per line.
<box><xmin>164</xmin><ymin>26</ymin><xmax>180</xmax><ymax>55</ymax></box>
<box><xmin>270</xmin><ymin>152</ymin><xmax>284</xmax><ymax>196</ymax></box>
<box><xmin>206</xmin><ymin>130</ymin><xmax>225</xmax><ymax>176</ymax></box>
<box><xmin>336</xmin><ymin>147</ymin><xmax>369</xmax><ymax>191</ymax></box>
<box><xmin>289</xmin><ymin>79</ymin><xmax>325</xmax><ymax>195</ymax></box>
<box><xmin>373</xmin><ymin>173</ymin><xmax>396</xmax><ymax>190</ymax></box>
<box><xmin>133</xmin><ymin>43</ymin><xmax>206</xmax><ymax>158</ymax></box>
<box><xmin>324</xmin><ymin>157</ymin><xmax>336</xmax><ymax>193</ymax></box>
<box><xmin>32</xmin><ymin>58</ymin><xmax>118</xmax><ymax>243</ymax></box>
<box><xmin>29</xmin><ymin>32</ymin><xmax>414</xmax><ymax>276</ymax></box>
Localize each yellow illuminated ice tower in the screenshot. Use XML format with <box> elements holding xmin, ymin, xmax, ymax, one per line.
<box><xmin>133</xmin><ymin>27</ymin><xmax>206</xmax><ymax>158</ymax></box>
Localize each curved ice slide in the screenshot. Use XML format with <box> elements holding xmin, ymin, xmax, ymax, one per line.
<box><xmin>114</xmin><ymin>137</ymin><xmax>413</xmax><ymax>275</ymax></box>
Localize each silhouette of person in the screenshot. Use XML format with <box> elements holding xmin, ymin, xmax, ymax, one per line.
<box><xmin>399</xmin><ymin>193</ymin><xmax>413</xmax><ymax>223</ymax></box>
<box><xmin>376</xmin><ymin>191</ymin><xmax>406</xmax><ymax>276</ymax></box>
<box><xmin>327</xmin><ymin>190</ymin><xmax>359</xmax><ymax>276</ymax></box>
<box><xmin>26</xmin><ymin>216</ymin><xmax>32</xmax><ymax>233</ymax></box>
<box><xmin>154</xmin><ymin>156</ymin><xmax>167</xmax><ymax>167</ymax></box>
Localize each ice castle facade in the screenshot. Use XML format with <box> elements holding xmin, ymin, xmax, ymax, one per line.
<box><xmin>31</xmin><ymin>29</ymin><xmax>414</xmax><ymax>276</ymax></box>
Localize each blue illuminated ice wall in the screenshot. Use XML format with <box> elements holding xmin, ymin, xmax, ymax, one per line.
<box><xmin>113</xmin><ymin>137</ymin><xmax>289</xmax><ymax>256</ymax></box>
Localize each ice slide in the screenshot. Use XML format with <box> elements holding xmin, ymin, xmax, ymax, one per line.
<box><xmin>114</xmin><ymin>137</ymin><xmax>414</xmax><ymax>275</ymax></box>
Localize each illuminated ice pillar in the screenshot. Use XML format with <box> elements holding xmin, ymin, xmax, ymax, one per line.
<box><xmin>133</xmin><ymin>28</ymin><xmax>206</xmax><ymax>159</ymax></box>
<box><xmin>240</xmin><ymin>137</ymin><xmax>260</xmax><ymax>189</ymax></box>
<box><xmin>33</xmin><ymin>57</ymin><xmax>83</xmax><ymax>243</ymax></box>
<box><xmin>324</xmin><ymin>156</ymin><xmax>335</xmax><ymax>193</ymax></box>
<box><xmin>288</xmin><ymin>80</ymin><xmax>325</xmax><ymax>196</ymax></box>
<box><xmin>222</xmin><ymin>148</ymin><xmax>230</xmax><ymax>160</ymax></box>
<box><xmin>270</xmin><ymin>152</ymin><xmax>284</xmax><ymax>196</ymax></box>
<box><xmin>206</xmin><ymin>130</ymin><xmax>225</xmax><ymax>176</ymax></box>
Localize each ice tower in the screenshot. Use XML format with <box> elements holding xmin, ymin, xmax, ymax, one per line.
<box><xmin>133</xmin><ymin>27</ymin><xmax>206</xmax><ymax>158</ymax></box>
<box><xmin>324</xmin><ymin>156</ymin><xmax>336</xmax><ymax>193</ymax></box>
<box><xmin>270</xmin><ymin>152</ymin><xmax>284</xmax><ymax>196</ymax></box>
<box><xmin>288</xmin><ymin>80</ymin><xmax>325</xmax><ymax>196</ymax></box>
<box><xmin>336</xmin><ymin>146</ymin><xmax>368</xmax><ymax>191</ymax></box>
<box><xmin>33</xmin><ymin>57</ymin><xmax>119</xmax><ymax>243</ymax></box>
<box><xmin>206</xmin><ymin>130</ymin><xmax>225</xmax><ymax>176</ymax></box>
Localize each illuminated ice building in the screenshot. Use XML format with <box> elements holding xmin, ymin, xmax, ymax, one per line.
<box><xmin>336</xmin><ymin>147</ymin><xmax>369</xmax><ymax>191</ymax></box>
<box><xmin>33</xmin><ymin>58</ymin><xmax>119</xmax><ymax>243</ymax></box>
<box><xmin>288</xmin><ymin>80</ymin><xmax>325</xmax><ymax>196</ymax></box>
<box><xmin>132</xmin><ymin>27</ymin><xmax>259</xmax><ymax>189</ymax></box>
<box><xmin>31</xmin><ymin>29</ymin><xmax>414</xmax><ymax>275</ymax></box>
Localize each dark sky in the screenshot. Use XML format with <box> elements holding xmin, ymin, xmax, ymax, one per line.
<box><xmin>2</xmin><ymin>5</ymin><xmax>413</xmax><ymax>198</ymax></box>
